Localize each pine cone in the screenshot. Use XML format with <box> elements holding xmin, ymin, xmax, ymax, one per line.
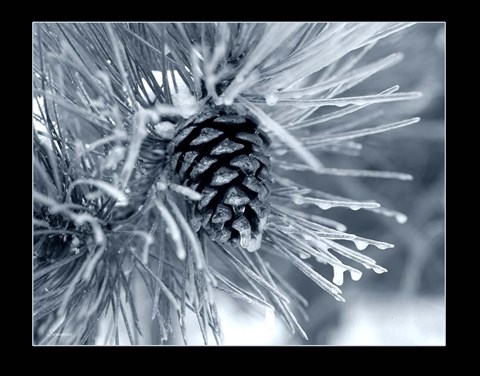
<box><xmin>170</xmin><ymin>108</ymin><xmax>272</xmax><ymax>252</ymax></box>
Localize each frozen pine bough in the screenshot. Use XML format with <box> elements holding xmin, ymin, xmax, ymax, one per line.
<box><xmin>33</xmin><ymin>23</ymin><xmax>421</xmax><ymax>345</ymax></box>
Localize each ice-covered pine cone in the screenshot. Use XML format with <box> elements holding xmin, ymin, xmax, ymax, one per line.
<box><xmin>170</xmin><ymin>108</ymin><xmax>272</xmax><ymax>252</ymax></box>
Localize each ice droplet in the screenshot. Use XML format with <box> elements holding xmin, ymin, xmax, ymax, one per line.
<box><xmin>395</xmin><ymin>214</ymin><xmax>408</xmax><ymax>224</ymax></box>
<box><xmin>332</xmin><ymin>266</ymin><xmax>345</xmax><ymax>286</ymax></box>
<box><xmin>318</xmin><ymin>202</ymin><xmax>332</xmax><ymax>210</ymax></box>
<box><xmin>353</xmin><ymin>240</ymin><xmax>369</xmax><ymax>250</ymax></box>
<box><xmin>265</xmin><ymin>92</ymin><xmax>279</xmax><ymax>106</ymax></box>
<box><xmin>350</xmin><ymin>204</ymin><xmax>361</xmax><ymax>211</ymax></box>
<box><xmin>350</xmin><ymin>269</ymin><xmax>362</xmax><ymax>281</ymax></box>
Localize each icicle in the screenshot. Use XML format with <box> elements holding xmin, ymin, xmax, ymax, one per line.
<box><xmin>332</xmin><ymin>265</ymin><xmax>345</xmax><ymax>286</ymax></box>
<box><xmin>265</xmin><ymin>92</ymin><xmax>279</xmax><ymax>106</ymax></box>
<box><xmin>270</xmin><ymin>233</ymin><xmax>346</xmax><ymax>302</ymax></box>
<box><xmin>324</xmin><ymin>239</ymin><xmax>388</xmax><ymax>274</ymax></box>
<box><xmin>291</xmin><ymin>194</ymin><xmax>380</xmax><ymax>211</ymax></box>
